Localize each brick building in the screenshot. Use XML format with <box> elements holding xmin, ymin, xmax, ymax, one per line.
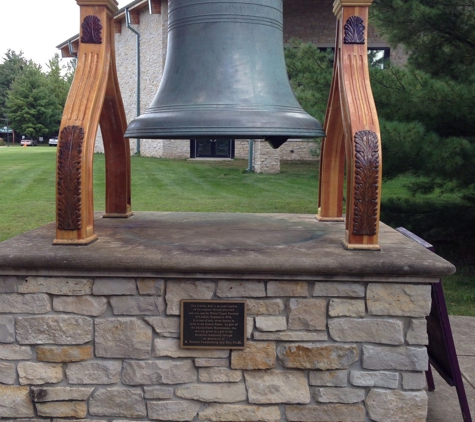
<box><xmin>58</xmin><ymin>0</ymin><xmax>398</xmax><ymax>166</ymax></box>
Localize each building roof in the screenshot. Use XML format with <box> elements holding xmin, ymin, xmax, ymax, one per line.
<box><xmin>56</xmin><ymin>0</ymin><xmax>161</xmax><ymax>58</ymax></box>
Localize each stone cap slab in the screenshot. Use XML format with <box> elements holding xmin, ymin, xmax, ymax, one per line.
<box><xmin>0</xmin><ymin>212</ymin><xmax>455</xmax><ymax>280</ymax></box>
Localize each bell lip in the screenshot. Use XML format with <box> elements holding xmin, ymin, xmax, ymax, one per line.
<box><xmin>124</xmin><ymin>110</ymin><xmax>325</xmax><ymax>140</ymax></box>
<box><xmin>124</xmin><ymin>128</ymin><xmax>325</xmax><ymax>140</ymax></box>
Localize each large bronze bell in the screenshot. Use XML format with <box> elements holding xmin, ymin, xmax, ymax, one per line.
<box><xmin>124</xmin><ymin>0</ymin><xmax>325</xmax><ymax>149</ymax></box>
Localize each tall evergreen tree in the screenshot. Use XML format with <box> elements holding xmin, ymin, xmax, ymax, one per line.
<box><xmin>46</xmin><ymin>54</ymin><xmax>71</xmax><ymax>112</ymax></box>
<box><xmin>6</xmin><ymin>63</ymin><xmax>61</xmax><ymax>138</ymax></box>
<box><xmin>284</xmin><ymin>39</ymin><xmax>333</xmax><ymax>123</ymax></box>
<box><xmin>371</xmin><ymin>0</ymin><xmax>475</xmax><ymax>82</ymax></box>
<box><xmin>370</xmin><ymin>0</ymin><xmax>475</xmax><ymax>259</ymax></box>
<box><xmin>0</xmin><ymin>50</ymin><xmax>28</xmax><ymax>118</ymax></box>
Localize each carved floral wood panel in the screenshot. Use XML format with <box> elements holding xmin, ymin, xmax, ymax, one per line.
<box><xmin>353</xmin><ymin>130</ymin><xmax>379</xmax><ymax>236</ymax></box>
<box><xmin>343</xmin><ymin>16</ymin><xmax>365</xmax><ymax>44</ymax></box>
<box><xmin>81</xmin><ymin>15</ymin><xmax>103</xmax><ymax>44</ymax></box>
<box><xmin>57</xmin><ymin>125</ymin><xmax>84</xmax><ymax>231</ymax></box>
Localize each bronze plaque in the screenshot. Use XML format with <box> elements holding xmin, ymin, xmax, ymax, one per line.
<box><xmin>180</xmin><ymin>300</ymin><xmax>246</xmax><ymax>349</ymax></box>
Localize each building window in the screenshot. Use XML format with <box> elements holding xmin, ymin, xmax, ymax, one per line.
<box><xmin>190</xmin><ymin>139</ymin><xmax>235</xmax><ymax>159</ymax></box>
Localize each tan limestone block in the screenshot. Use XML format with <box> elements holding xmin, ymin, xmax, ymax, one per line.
<box><xmin>406</xmin><ymin>319</ymin><xmax>429</xmax><ymax>345</ymax></box>
<box><xmin>199</xmin><ymin>367</ymin><xmax>243</xmax><ymax>383</ymax></box>
<box><xmin>0</xmin><ymin>345</ymin><xmax>32</xmax><ymax>360</ymax></box>
<box><xmin>277</xmin><ymin>343</ymin><xmax>359</xmax><ymax>370</ymax></box>
<box><xmin>328</xmin><ymin>318</ymin><xmax>404</xmax><ymax>345</ymax></box>
<box><xmin>144</xmin><ymin>317</ymin><xmax>180</xmax><ymax>334</ymax></box>
<box><xmin>165</xmin><ymin>281</ymin><xmax>215</xmax><ymax>315</ymax></box>
<box><xmin>0</xmin><ymin>362</ymin><xmax>15</xmax><ymax>384</ymax></box>
<box><xmin>16</xmin><ymin>315</ymin><xmax>93</xmax><ymax>344</ymax></box>
<box><xmin>175</xmin><ymin>383</ymin><xmax>247</xmax><ymax>403</ymax></box>
<box><xmin>246</xmin><ymin>299</ymin><xmax>284</xmax><ymax>315</ymax></box>
<box><xmin>66</xmin><ymin>361</ymin><xmax>121</xmax><ymax>384</ymax></box>
<box><xmin>0</xmin><ymin>294</ymin><xmax>51</xmax><ymax>314</ymax></box>
<box><xmin>402</xmin><ymin>371</ymin><xmax>427</xmax><ymax>390</ymax></box>
<box><xmin>148</xmin><ymin>400</ymin><xmax>200</xmax><ymax>421</ymax></box>
<box><xmin>137</xmin><ymin>278</ymin><xmax>165</xmax><ymax>295</ymax></box>
<box><xmin>309</xmin><ymin>370</ymin><xmax>348</xmax><ymax>387</ymax></box>
<box><xmin>312</xmin><ymin>387</ymin><xmax>365</xmax><ymax>403</ymax></box>
<box><xmin>285</xmin><ymin>404</ymin><xmax>366</xmax><ymax>422</ymax></box>
<box><xmin>31</xmin><ymin>386</ymin><xmax>94</xmax><ymax>402</ymax></box>
<box><xmin>95</xmin><ymin>318</ymin><xmax>152</xmax><ymax>359</ymax></box>
<box><xmin>313</xmin><ymin>282</ymin><xmax>365</xmax><ymax>298</ymax></box>
<box><xmin>366</xmin><ymin>389</ymin><xmax>428</xmax><ymax>422</ymax></box>
<box><xmin>19</xmin><ymin>277</ymin><xmax>93</xmax><ymax>295</ymax></box>
<box><xmin>36</xmin><ymin>346</ymin><xmax>93</xmax><ymax>362</ymax></box>
<box><xmin>216</xmin><ymin>280</ymin><xmax>266</xmax><ymax>298</ymax></box>
<box><xmin>288</xmin><ymin>299</ymin><xmax>326</xmax><ymax>330</ymax></box>
<box><xmin>36</xmin><ymin>401</ymin><xmax>87</xmax><ymax>418</ymax></box>
<box><xmin>231</xmin><ymin>342</ymin><xmax>276</xmax><ymax>370</ymax></box>
<box><xmin>53</xmin><ymin>296</ymin><xmax>107</xmax><ymax>316</ymax></box>
<box><xmin>328</xmin><ymin>299</ymin><xmax>365</xmax><ymax>317</ymax></box>
<box><xmin>0</xmin><ymin>385</ymin><xmax>35</xmax><ymax>417</ymax></box>
<box><xmin>254</xmin><ymin>331</ymin><xmax>328</xmax><ymax>341</ymax></box>
<box><xmin>367</xmin><ymin>284</ymin><xmax>431</xmax><ymax>317</ymax></box>
<box><xmin>199</xmin><ymin>404</ymin><xmax>281</xmax><ymax>421</ymax></box>
<box><xmin>362</xmin><ymin>345</ymin><xmax>428</xmax><ymax>371</ymax></box>
<box><xmin>194</xmin><ymin>358</ymin><xmax>229</xmax><ymax>367</ymax></box>
<box><xmin>89</xmin><ymin>388</ymin><xmax>147</xmax><ymax>417</ymax></box>
<box><xmin>18</xmin><ymin>362</ymin><xmax>63</xmax><ymax>385</ymax></box>
<box><xmin>255</xmin><ymin>316</ymin><xmax>287</xmax><ymax>331</ymax></box>
<box><xmin>245</xmin><ymin>370</ymin><xmax>310</xmax><ymax>404</ymax></box>
<box><xmin>267</xmin><ymin>281</ymin><xmax>309</xmax><ymax>297</ymax></box>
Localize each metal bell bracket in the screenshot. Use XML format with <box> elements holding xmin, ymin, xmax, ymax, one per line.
<box><xmin>317</xmin><ymin>0</ymin><xmax>382</xmax><ymax>250</ymax></box>
<box><xmin>54</xmin><ymin>0</ymin><xmax>132</xmax><ymax>245</ymax></box>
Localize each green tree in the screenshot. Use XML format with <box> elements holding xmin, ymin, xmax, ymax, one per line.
<box><xmin>284</xmin><ymin>40</ymin><xmax>333</xmax><ymax>154</ymax></box>
<box><xmin>371</xmin><ymin>0</ymin><xmax>475</xmax><ymax>82</ymax></box>
<box><xmin>369</xmin><ymin>0</ymin><xmax>475</xmax><ymax>261</ymax></box>
<box><xmin>0</xmin><ymin>50</ymin><xmax>28</xmax><ymax>118</ymax></box>
<box><xmin>64</xmin><ymin>57</ymin><xmax>77</xmax><ymax>86</ymax></box>
<box><xmin>46</xmin><ymin>54</ymin><xmax>71</xmax><ymax>116</ymax></box>
<box><xmin>284</xmin><ymin>39</ymin><xmax>333</xmax><ymax>123</ymax></box>
<box><xmin>5</xmin><ymin>63</ymin><xmax>61</xmax><ymax>138</ymax></box>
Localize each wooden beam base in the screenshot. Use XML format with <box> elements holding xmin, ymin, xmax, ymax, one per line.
<box><xmin>103</xmin><ymin>212</ymin><xmax>135</xmax><ymax>218</ymax></box>
<box><xmin>53</xmin><ymin>234</ymin><xmax>98</xmax><ymax>246</ymax></box>
<box><xmin>315</xmin><ymin>209</ymin><xmax>345</xmax><ymax>222</ymax></box>
<box><xmin>343</xmin><ymin>234</ymin><xmax>381</xmax><ymax>251</ymax></box>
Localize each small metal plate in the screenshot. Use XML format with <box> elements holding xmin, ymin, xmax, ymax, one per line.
<box><xmin>180</xmin><ymin>300</ymin><xmax>246</xmax><ymax>349</ymax></box>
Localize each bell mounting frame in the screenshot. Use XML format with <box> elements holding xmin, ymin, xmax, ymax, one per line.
<box><xmin>317</xmin><ymin>0</ymin><xmax>383</xmax><ymax>250</ymax></box>
<box><xmin>54</xmin><ymin>0</ymin><xmax>132</xmax><ymax>245</ymax></box>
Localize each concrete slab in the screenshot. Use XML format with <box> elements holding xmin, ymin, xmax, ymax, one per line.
<box><xmin>459</xmin><ymin>357</ymin><xmax>475</xmax><ymax>390</ymax></box>
<box><xmin>0</xmin><ymin>212</ymin><xmax>455</xmax><ymax>279</ymax></box>
<box><xmin>451</xmin><ymin>316</ymin><xmax>475</xmax><ymax>357</ymax></box>
<box><xmin>428</xmin><ymin>316</ymin><xmax>475</xmax><ymax>422</ymax></box>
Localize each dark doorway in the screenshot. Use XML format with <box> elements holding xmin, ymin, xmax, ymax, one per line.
<box><xmin>190</xmin><ymin>139</ymin><xmax>235</xmax><ymax>159</ymax></box>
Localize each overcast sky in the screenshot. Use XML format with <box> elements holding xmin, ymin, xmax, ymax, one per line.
<box><xmin>1</xmin><ymin>0</ymin><xmax>129</xmax><ymax>69</ymax></box>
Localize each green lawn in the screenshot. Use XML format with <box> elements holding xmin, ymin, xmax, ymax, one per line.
<box><xmin>1</xmin><ymin>144</ymin><xmax>473</xmax><ymax>315</ymax></box>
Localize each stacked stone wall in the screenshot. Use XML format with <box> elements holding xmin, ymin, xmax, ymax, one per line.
<box><xmin>252</xmin><ymin>140</ymin><xmax>280</xmax><ymax>174</ymax></box>
<box><xmin>278</xmin><ymin>140</ymin><xmax>319</xmax><ymax>161</ymax></box>
<box><xmin>235</xmin><ymin>140</ymin><xmax>319</xmax><ymax>161</ymax></box>
<box><xmin>1</xmin><ymin>275</ymin><xmax>430</xmax><ymax>421</ymax></box>
<box><xmin>162</xmin><ymin>140</ymin><xmax>190</xmax><ymax>159</ymax></box>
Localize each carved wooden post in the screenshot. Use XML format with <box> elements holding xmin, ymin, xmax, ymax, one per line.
<box><xmin>317</xmin><ymin>0</ymin><xmax>382</xmax><ymax>250</ymax></box>
<box><xmin>54</xmin><ymin>0</ymin><xmax>132</xmax><ymax>245</ymax></box>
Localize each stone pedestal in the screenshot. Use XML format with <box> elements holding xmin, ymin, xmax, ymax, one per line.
<box><xmin>253</xmin><ymin>140</ymin><xmax>281</xmax><ymax>174</ymax></box>
<box><xmin>0</xmin><ymin>212</ymin><xmax>454</xmax><ymax>421</ymax></box>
